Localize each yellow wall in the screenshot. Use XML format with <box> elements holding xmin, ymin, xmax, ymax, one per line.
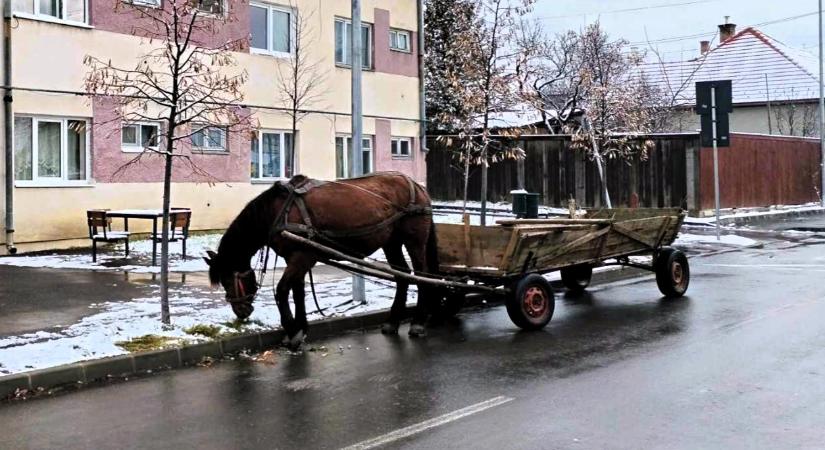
<box><xmin>13</xmin><ymin>182</ymin><xmax>271</xmax><ymax>244</ymax></box>
<box><xmin>3</xmin><ymin>1</ymin><xmax>422</xmax><ymax>253</ymax></box>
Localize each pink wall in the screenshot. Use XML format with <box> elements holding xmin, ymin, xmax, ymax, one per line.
<box><xmin>91</xmin><ymin>97</ymin><xmax>251</xmax><ymax>183</ymax></box>
<box><xmin>91</xmin><ymin>0</ymin><xmax>250</xmax><ymax>52</ymax></box>
<box><xmin>373</xmin><ymin>9</ymin><xmax>419</xmax><ymax>78</ymax></box>
<box><xmin>373</xmin><ymin>119</ymin><xmax>424</xmax><ymax>183</ymax></box>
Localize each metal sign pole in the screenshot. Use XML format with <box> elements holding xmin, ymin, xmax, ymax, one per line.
<box><xmin>711</xmin><ymin>86</ymin><xmax>721</xmax><ymax>240</ymax></box>
<box><xmin>819</xmin><ymin>0</ymin><xmax>825</xmax><ymax>207</ymax></box>
<box><xmin>351</xmin><ymin>0</ymin><xmax>365</xmax><ymax>304</ymax></box>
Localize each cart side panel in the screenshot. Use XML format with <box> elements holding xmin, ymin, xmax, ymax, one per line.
<box><xmin>435</xmin><ymin>224</ymin><xmax>514</xmax><ymax>270</ymax></box>
<box><xmin>507</xmin><ymin>214</ymin><xmax>684</xmax><ymax>274</ymax></box>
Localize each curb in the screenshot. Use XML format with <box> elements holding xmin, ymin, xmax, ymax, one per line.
<box><xmin>0</xmin><ymin>309</ymin><xmax>392</xmax><ymax>401</ymax></box>
<box><xmin>0</xmin><ymin>264</ymin><xmax>683</xmax><ymax>401</ymax></box>
<box><xmin>716</xmin><ymin>208</ymin><xmax>825</xmax><ymax>226</ymax></box>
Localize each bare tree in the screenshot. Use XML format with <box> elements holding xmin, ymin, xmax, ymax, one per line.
<box><xmin>84</xmin><ymin>0</ymin><xmax>252</xmax><ymax>324</ymax></box>
<box><xmin>773</xmin><ymin>89</ymin><xmax>819</xmax><ymax>137</ymax></box>
<box><xmin>276</xmin><ymin>1</ymin><xmax>326</xmax><ymax>175</ymax></box>
<box><xmin>515</xmin><ymin>24</ymin><xmax>586</xmax><ymax>133</ymax></box>
<box><xmin>456</xmin><ymin>0</ymin><xmax>535</xmax><ymax>222</ymax></box>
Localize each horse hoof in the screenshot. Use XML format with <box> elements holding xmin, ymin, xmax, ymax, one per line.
<box><xmin>284</xmin><ymin>330</ymin><xmax>305</xmax><ymax>351</ymax></box>
<box><xmin>408</xmin><ymin>324</ymin><xmax>427</xmax><ymax>338</ymax></box>
<box><xmin>381</xmin><ymin>322</ymin><xmax>400</xmax><ymax>334</ymax></box>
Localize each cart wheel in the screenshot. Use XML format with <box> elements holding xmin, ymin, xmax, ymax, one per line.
<box><xmin>438</xmin><ymin>290</ymin><xmax>465</xmax><ymax>319</ymax></box>
<box><xmin>655</xmin><ymin>248</ymin><xmax>690</xmax><ymax>298</ymax></box>
<box><xmin>560</xmin><ymin>264</ymin><xmax>593</xmax><ymax>293</ymax></box>
<box><xmin>506</xmin><ymin>274</ymin><xmax>555</xmax><ymax>330</ymax></box>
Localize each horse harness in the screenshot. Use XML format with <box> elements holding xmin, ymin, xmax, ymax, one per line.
<box><xmin>225</xmin><ymin>174</ymin><xmax>432</xmax><ymax>307</ymax></box>
<box><xmin>272</xmin><ymin>173</ymin><xmax>432</xmax><ymax>241</ymax></box>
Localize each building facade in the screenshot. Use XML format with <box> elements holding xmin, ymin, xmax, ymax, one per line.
<box><xmin>649</xmin><ymin>23</ymin><xmax>821</xmax><ymax>137</ymax></box>
<box><xmin>0</xmin><ymin>0</ymin><xmax>425</xmax><ymax>253</ymax></box>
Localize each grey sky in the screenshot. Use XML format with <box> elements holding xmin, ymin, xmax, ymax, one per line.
<box><xmin>530</xmin><ymin>0</ymin><xmax>821</xmax><ymax>61</ymax></box>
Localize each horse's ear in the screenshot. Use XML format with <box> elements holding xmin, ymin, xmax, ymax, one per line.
<box><xmin>204</xmin><ymin>250</ymin><xmax>218</xmax><ymax>266</ymax></box>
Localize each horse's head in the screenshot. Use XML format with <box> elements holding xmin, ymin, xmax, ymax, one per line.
<box><xmin>204</xmin><ymin>250</ymin><xmax>258</xmax><ymax>319</ymax></box>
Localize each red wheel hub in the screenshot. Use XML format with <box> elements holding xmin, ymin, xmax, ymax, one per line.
<box><xmin>672</xmin><ymin>262</ymin><xmax>685</xmax><ymax>288</ymax></box>
<box><xmin>523</xmin><ymin>286</ymin><xmax>548</xmax><ymax>318</ymax></box>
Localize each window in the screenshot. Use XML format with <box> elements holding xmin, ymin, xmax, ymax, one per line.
<box><xmin>335</xmin><ymin>136</ymin><xmax>372</xmax><ymax>179</ymax></box>
<box><xmin>122</xmin><ymin>123</ymin><xmax>160</xmax><ymax>152</ymax></box>
<box><xmin>251</xmin><ymin>3</ymin><xmax>293</xmax><ymax>55</ymax></box>
<box><xmin>130</xmin><ymin>0</ymin><xmax>161</xmax><ymax>7</ymax></box>
<box><xmin>192</xmin><ymin>0</ymin><xmax>222</xmax><ymax>15</ymax></box>
<box><xmin>191</xmin><ymin>125</ymin><xmax>227</xmax><ymax>152</ymax></box>
<box><xmin>13</xmin><ymin>0</ymin><xmax>88</xmax><ymax>23</ymax></box>
<box><xmin>14</xmin><ymin>116</ymin><xmax>89</xmax><ymax>184</ymax></box>
<box><xmin>334</xmin><ymin>18</ymin><xmax>373</xmax><ymax>69</ymax></box>
<box><xmin>391</xmin><ymin>137</ymin><xmax>412</xmax><ymax>157</ymax></box>
<box><xmin>251</xmin><ymin>130</ymin><xmax>293</xmax><ymax>180</ymax></box>
<box><xmin>389</xmin><ymin>29</ymin><xmax>411</xmax><ymax>53</ymax></box>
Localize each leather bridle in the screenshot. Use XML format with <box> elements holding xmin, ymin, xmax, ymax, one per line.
<box><xmin>225</xmin><ymin>269</ymin><xmax>257</xmax><ymax>305</ymax></box>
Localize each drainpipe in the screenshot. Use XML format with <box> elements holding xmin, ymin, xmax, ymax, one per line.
<box><xmin>417</xmin><ymin>0</ymin><xmax>426</xmax><ymax>153</ymax></box>
<box><xmin>3</xmin><ymin>0</ymin><xmax>14</xmax><ymax>254</ymax></box>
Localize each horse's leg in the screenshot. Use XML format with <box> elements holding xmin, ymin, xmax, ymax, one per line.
<box><xmin>275</xmin><ymin>263</ymin><xmax>300</xmax><ymax>345</ymax></box>
<box><xmin>286</xmin><ymin>254</ymin><xmax>314</xmax><ymax>350</ymax></box>
<box><xmin>381</xmin><ymin>241</ymin><xmax>410</xmax><ymax>335</ymax></box>
<box><xmin>404</xmin><ymin>229</ymin><xmax>435</xmax><ymax>338</ymax></box>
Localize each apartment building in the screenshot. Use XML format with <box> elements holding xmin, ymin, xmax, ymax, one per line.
<box><xmin>0</xmin><ymin>0</ymin><xmax>424</xmax><ymax>253</ymax></box>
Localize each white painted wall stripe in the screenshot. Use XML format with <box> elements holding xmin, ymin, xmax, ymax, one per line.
<box><xmin>340</xmin><ymin>395</ymin><xmax>515</xmax><ymax>450</ymax></box>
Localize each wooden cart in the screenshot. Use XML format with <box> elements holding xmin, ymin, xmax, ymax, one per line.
<box><xmin>282</xmin><ymin>208</ymin><xmax>690</xmax><ymax>330</ymax></box>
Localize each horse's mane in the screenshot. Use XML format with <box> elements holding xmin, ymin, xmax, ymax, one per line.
<box><xmin>209</xmin><ymin>180</ymin><xmax>296</xmax><ymax>284</ymax></box>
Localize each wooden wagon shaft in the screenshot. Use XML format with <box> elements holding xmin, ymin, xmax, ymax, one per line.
<box><xmin>496</xmin><ymin>218</ymin><xmax>615</xmax><ymax>226</ymax></box>
<box><xmin>281</xmin><ymin>231</ymin><xmax>504</xmax><ymax>295</ymax></box>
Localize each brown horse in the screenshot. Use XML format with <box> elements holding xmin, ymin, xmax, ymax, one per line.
<box><xmin>204</xmin><ymin>172</ymin><xmax>440</xmax><ymax>348</ymax></box>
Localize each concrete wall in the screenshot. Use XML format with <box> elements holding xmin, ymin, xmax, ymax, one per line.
<box><xmin>672</xmin><ymin>103</ymin><xmax>820</xmax><ymax>137</ymax></box>
<box><xmin>3</xmin><ymin>0</ymin><xmax>423</xmax><ymax>253</ymax></box>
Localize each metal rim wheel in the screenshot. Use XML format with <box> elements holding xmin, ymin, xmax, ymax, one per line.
<box><xmin>506</xmin><ymin>274</ymin><xmax>555</xmax><ymax>330</ymax></box>
<box><xmin>560</xmin><ymin>264</ymin><xmax>593</xmax><ymax>292</ymax></box>
<box><xmin>655</xmin><ymin>248</ymin><xmax>690</xmax><ymax>298</ymax></box>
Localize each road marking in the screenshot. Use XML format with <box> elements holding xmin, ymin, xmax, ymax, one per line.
<box><xmin>340</xmin><ymin>395</ymin><xmax>514</xmax><ymax>450</ymax></box>
<box><xmin>701</xmin><ymin>263</ymin><xmax>825</xmax><ymax>268</ymax></box>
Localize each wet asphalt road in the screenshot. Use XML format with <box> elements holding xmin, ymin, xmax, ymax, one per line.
<box><xmin>2</xmin><ymin>237</ymin><xmax>825</xmax><ymax>449</ymax></box>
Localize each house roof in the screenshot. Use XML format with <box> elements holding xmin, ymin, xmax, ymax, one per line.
<box><xmin>642</xmin><ymin>27</ymin><xmax>821</xmax><ymax>106</ymax></box>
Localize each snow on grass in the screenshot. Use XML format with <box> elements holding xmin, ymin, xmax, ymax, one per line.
<box><xmin>0</xmin><ymin>277</ymin><xmax>409</xmax><ymax>375</ymax></box>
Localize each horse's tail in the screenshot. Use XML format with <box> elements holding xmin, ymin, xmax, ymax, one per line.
<box><xmin>426</xmin><ymin>218</ymin><xmax>440</xmax><ymax>276</ymax></box>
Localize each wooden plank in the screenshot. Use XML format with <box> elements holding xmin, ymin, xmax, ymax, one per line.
<box><xmin>532</xmin><ymin>226</ymin><xmax>612</xmax><ymax>267</ymax></box>
<box><xmin>496</xmin><ymin>218</ymin><xmax>615</xmax><ymax>226</ymax></box>
<box><xmin>499</xmin><ymin>227</ymin><xmax>522</xmax><ymax>270</ymax></box>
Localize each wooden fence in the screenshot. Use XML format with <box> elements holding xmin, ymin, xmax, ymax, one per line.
<box><xmin>698</xmin><ymin>133</ymin><xmax>822</xmax><ymax>209</ymax></box>
<box><xmin>426</xmin><ymin>132</ymin><xmax>822</xmax><ymax>211</ymax></box>
<box><xmin>426</xmin><ymin>134</ymin><xmax>698</xmax><ymax>209</ymax></box>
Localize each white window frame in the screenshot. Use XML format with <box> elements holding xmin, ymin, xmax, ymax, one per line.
<box><xmin>391</xmin><ymin>137</ymin><xmax>413</xmax><ymax>158</ymax></box>
<box><xmin>13</xmin><ymin>0</ymin><xmax>90</xmax><ymax>25</ymax></box>
<box><xmin>389</xmin><ymin>29</ymin><xmax>411</xmax><ymax>53</ymax></box>
<box><xmin>251</xmin><ymin>129</ymin><xmax>292</xmax><ymax>181</ymax></box>
<box><xmin>335</xmin><ymin>135</ymin><xmax>373</xmax><ymax>179</ymax></box>
<box><xmin>121</xmin><ymin>122</ymin><xmax>160</xmax><ymax>153</ymax></box>
<box><xmin>334</xmin><ymin>17</ymin><xmax>373</xmax><ymax>69</ymax></box>
<box><xmin>129</xmin><ymin>0</ymin><xmax>161</xmax><ymax>8</ymax></box>
<box><xmin>191</xmin><ymin>124</ymin><xmax>228</xmax><ymax>153</ymax></box>
<box><xmin>250</xmin><ymin>2</ymin><xmax>295</xmax><ymax>57</ymax></box>
<box><xmin>14</xmin><ymin>115</ymin><xmax>91</xmax><ymax>187</ymax></box>
<box><xmin>192</xmin><ymin>0</ymin><xmax>224</xmax><ymax>16</ymax></box>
